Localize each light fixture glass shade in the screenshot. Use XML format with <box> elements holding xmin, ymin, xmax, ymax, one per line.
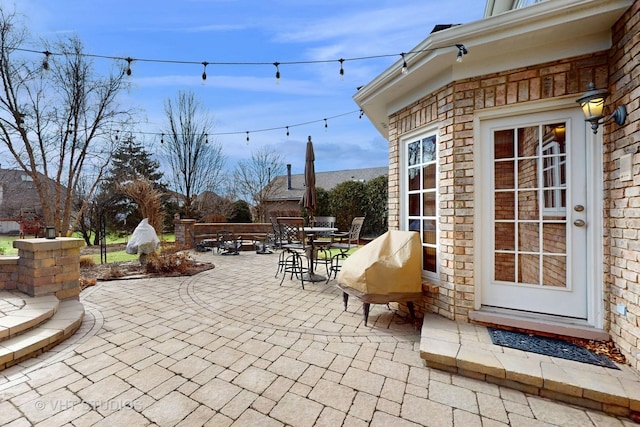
<box><xmin>580</xmin><ymin>97</ymin><xmax>605</xmax><ymax>121</ymax></box>
<box><xmin>45</xmin><ymin>226</ymin><xmax>56</xmax><ymax>239</ymax></box>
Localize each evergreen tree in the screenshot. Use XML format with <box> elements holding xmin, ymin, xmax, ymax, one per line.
<box><xmin>96</xmin><ymin>136</ymin><xmax>168</xmax><ymax>237</ymax></box>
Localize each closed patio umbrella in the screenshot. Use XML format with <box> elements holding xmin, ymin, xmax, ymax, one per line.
<box><xmin>300</xmin><ymin>135</ymin><xmax>317</xmax><ymax>220</ymax></box>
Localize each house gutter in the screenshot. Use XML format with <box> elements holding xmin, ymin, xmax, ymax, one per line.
<box><xmin>353</xmin><ymin>0</ymin><xmax>633</xmax><ymax>138</ymax></box>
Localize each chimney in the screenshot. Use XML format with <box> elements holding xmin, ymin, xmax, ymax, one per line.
<box><xmin>287</xmin><ymin>164</ymin><xmax>292</xmax><ymax>190</ymax></box>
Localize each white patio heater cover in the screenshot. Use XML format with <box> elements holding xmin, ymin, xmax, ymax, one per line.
<box><xmin>337</xmin><ymin>230</ymin><xmax>422</xmax><ymax>300</ymax></box>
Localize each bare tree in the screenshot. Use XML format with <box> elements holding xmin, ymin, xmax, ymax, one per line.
<box><xmin>160</xmin><ymin>90</ymin><xmax>225</xmax><ymax>218</ymax></box>
<box><xmin>233</xmin><ymin>145</ymin><xmax>285</xmax><ymax>222</ymax></box>
<box><xmin>0</xmin><ymin>10</ymin><xmax>132</xmax><ymax>235</ymax></box>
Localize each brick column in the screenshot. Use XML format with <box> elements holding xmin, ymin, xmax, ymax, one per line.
<box><xmin>174</xmin><ymin>219</ymin><xmax>196</xmax><ymax>249</ymax></box>
<box><xmin>13</xmin><ymin>237</ymin><xmax>84</xmax><ymax>300</ymax></box>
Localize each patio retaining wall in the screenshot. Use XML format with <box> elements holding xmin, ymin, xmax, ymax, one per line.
<box><xmin>0</xmin><ymin>238</ymin><xmax>84</xmax><ymax>300</ymax></box>
<box><xmin>174</xmin><ymin>219</ymin><xmax>272</xmax><ymax>250</ymax></box>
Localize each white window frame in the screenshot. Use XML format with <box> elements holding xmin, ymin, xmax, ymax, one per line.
<box><xmin>400</xmin><ymin>126</ymin><xmax>439</xmax><ymax>280</ymax></box>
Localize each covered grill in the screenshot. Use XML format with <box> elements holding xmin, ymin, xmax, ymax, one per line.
<box><xmin>337</xmin><ymin>230</ymin><xmax>423</xmax><ymax>325</ymax></box>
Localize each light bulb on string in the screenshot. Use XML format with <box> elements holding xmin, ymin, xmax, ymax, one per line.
<box><xmin>339</xmin><ymin>59</ymin><xmax>344</xmax><ymax>80</ymax></box>
<box><xmin>201</xmin><ymin>62</ymin><xmax>208</xmax><ymax>82</ymax></box>
<box><xmin>400</xmin><ymin>53</ymin><xmax>408</xmax><ymax>75</ymax></box>
<box><xmin>359</xmin><ymin>110</ymin><xmax>364</xmax><ymax>119</ymax></box>
<box><xmin>205</xmin><ymin>133</ymin><xmax>209</xmax><ymax>144</ymax></box>
<box><xmin>160</xmin><ymin>133</ymin><xmax>164</xmax><ymax>144</ymax></box>
<box><xmin>125</xmin><ymin>57</ymin><xmax>133</xmax><ymax>76</ymax></box>
<box><xmin>42</xmin><ymin>51</ymin><xmax>51</xmax><ymax>71</ymax></box>
<box><xmin>274</xmin><ymin>62</ymin><xmax>280</xmax><ymax>84</ymax></box>
<box><xmin>324</xmin><ymin>118</ymin><xmax>328</xmax><ymax>131</ymax></box>
<box><xmin>286</xmin><ymin>126</ymin><xmax>290</xmax><ymax>139</ymax></box>
<box><xmin>246</xmin><ymin>131</ymin><xmax>250</xmax><ymax>143</ymax></box>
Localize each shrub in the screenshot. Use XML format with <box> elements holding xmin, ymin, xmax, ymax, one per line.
<box><xmin>144</xmin><ymin>245</ymin><xmax>194</xmax><ymax>274</ymax></box>
<box><xmin>79</xmin><ymin>256</ymin><xmax>95</xmax><ymax>267</ymax></box>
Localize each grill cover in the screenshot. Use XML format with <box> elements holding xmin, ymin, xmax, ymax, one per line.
<box><xmin>337</xmin><ymin>230</ymin><xmax>422</xmax><ymax>303</ymax></box>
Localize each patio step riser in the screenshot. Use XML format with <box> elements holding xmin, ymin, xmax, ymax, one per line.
<box><xmin>0</xmin><ymin>294</ymin><xmax>59</xmax><ymax>343</ymax></box>
<box><xmin>0</xmin><ymin>299</ymin><xmax>84</xmax><ymax>370</ymax></box>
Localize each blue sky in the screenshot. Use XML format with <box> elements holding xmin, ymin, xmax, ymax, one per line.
<box><xmin>4</xmin><ymin>0</ymin><xmax>485</xmax><ymax>175</ymax></box>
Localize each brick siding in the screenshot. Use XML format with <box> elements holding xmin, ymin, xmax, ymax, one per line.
<box><xmin>605</xmin><ymin>0</ymin><xmax>640</xmax><ymax>370</ymax></box>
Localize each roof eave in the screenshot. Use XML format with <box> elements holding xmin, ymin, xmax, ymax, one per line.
<box><xmin>353</xmin><ymin>0</ymin><xmax>633</xmax><ymax>139</ymax></box>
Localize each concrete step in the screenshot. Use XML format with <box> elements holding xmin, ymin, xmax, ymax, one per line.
<box><xmin>420</xmin><ymin>313</ymin><xmax>640</xmax><ymax>418</ymax></box>
<box><xmin>0</xmin><ymin>299</ymin><xmax>84</xmax><ymax>369</ymax></box>
<box><xmin>0</xmin><ymin>293</ymin><xmax>59</xmax><ymax>342</ymax></box>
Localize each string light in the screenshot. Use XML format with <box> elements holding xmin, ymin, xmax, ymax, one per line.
<box><xmin>205</xmin><ymin>133</ymin><xmax>209</xmax><ymax>144</ymax></box>
<box><xmin>125</xmin><ymin>57</ymin><xmax>133</xmax><ymax>76</ymax></box>
<box><xmin>14</xmin><ymin>43</ymin><xmax>466</xmax><ymax>80</ymax></box>
<box><xmin>201</xmin><ymin>61</ymin><xmax>208</xmax><ymax>81</ymax></box>
<box><xmin>456</xmin><ymin>44</ymin><xmax>468</xmax><ymax>62</ymax></box>
<box><xmin>359</xmin><ymin>110</ymin><xmax>364</xmax><ymax>119</ymax></box>
<box><xmin>274</xmin><ymin>62</ymin><xmax>280</xmax><ymax>84</ymax></box>
<box><xmin>42</xmin><ymin>51</ymin><xmax>51</xmax><ymax>70</ymax></box>
<box><xmin>114</xmin><ymin>110</ymin><xmax>360</xmax><ymax>142</ymax></box>
<box><xmin>324</xmin><ymin>118</ymin><xmax>328</xmax><ymax>130</ymax></box>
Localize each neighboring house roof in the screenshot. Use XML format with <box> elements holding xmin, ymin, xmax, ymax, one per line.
<box><xmin>0</xmin><ymin>169</ymin><xmax>47</xmax><ymax>218</ymax></box>
<box><xmin>354</xmin><ymin>0</ymin><xmax>633</xmax><ymax>138</ymax></box>
<box><xmin>267</xmin><ymin>166</ymin><xmax>388</xmax><ymax>202</ymax></box>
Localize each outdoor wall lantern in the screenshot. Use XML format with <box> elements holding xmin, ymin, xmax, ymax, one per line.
<box><xmin>576</xmin><ymin>82</ymin><xmax>627</xmax><ymax>134</ymax></box>
<box><xmin>45</xmin><ymin>226</ymin><xmax>56</xmax><ymax>239</ymax></box>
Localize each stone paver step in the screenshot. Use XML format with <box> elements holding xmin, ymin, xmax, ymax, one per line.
<box><xmin>0</xmin><ymin>292</ymin><xmax>59</xmax><ymax>342</ymax></box>
<box><xmin>420</xmin><ymin>313</ymin><xmax>640</xmax><ymax>418</ymax></box>
<box><xmin>0</xmin><ymin>299</ymin><xmax>84</xmax><ymax>369</ymax></box>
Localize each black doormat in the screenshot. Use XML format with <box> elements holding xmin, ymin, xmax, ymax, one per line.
<box><xmin>488</xmin><ymin>328</ymin><xmax>619</xmax><ymax>370</ymax></box>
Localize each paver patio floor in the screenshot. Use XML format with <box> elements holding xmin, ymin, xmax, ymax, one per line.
<box><xmin>0</xmin><ymin>250</ymin><xmax>635</xmax><ymax>426</ymax></box>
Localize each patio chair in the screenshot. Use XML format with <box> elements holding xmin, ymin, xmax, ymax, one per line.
<box><xmin>326</xmin><ymin>216</ymin><xmax>365</xmax><ymax>281</ymax></box>
<box><xmin>216</xmin><ymin>230</ymin><xmax>242</xmax><ymax>255</ymax></box>
<box><xmin>276</xmin><ymin>217</ymin><xmax>310</xmax><ymax>289</ymax></box>
<box><xmin>310</xmin><ymin>216</ymin><xmax>336</xmax><ymax>273</ymax></box>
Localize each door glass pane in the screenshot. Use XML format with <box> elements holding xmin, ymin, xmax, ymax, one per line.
<box><xmin>518</xmin><ymin>191</ymin><xmax>538</xmax><ymax>220</ymax></box>
<box><xmin>494</xmin><ymin>130</ymin><xmax>514</xmax><ymax>159</ymax></box>
<box><xmin>495</xmin><ymin>191</ymin><xmax>514</xmax><ymax>220</ymax></box>
<box><xmin>518</xmin><ymin>126</ymin><xmax>538</xmax><ymax>157</ymax></box>
<box><xmin>542</xmin><ymin>255</ymin><xmax>566</xmax><ymax>287</ymax></box>
<box><xmin>518</xmin><ymin>222</ymin><xmax>539</xmax><ymax>251</ymax></box>
<box><xmin>495</xmin><ymin>161</ymin><xmax>515</xmax><ymax>189</ymax></box>
<box><xmin>542</xmin><ymin>223</ymin><xmax>566</xmax><ymax>253</ymax></box>
<box><xmin>495</xmin><ymin>223</ymin><xmax>514</xmax><ymax>250</ymax></box>
<box><xmin>495</xmin><ymin>253</ymin><xmax>515</xmax><ymax>282</ymax></box>
<box><xmin>519</xmin><ymin>254</ymin><xmax>539</xmax><ymax>285</ymax></box>
<box><xmin>517</xmin><ymin>159</ymin><xmax>538</xmax><ymax>188</ymax></box>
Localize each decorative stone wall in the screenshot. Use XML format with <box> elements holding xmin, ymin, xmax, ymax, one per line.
<box><xmin>0</xmin><ymin>257</ymin><xmax>19</xmax><ymax>290</ymax></box>
<box><xmin>387</xmin><ymin>52</ymin><xmax>609</xmax><ymax>322</ymax></box>
<box><xmin>174</xmin><ymin>219</ymin><xmax>272</xmax><ymax>249</ymax></box>
<box><xmin>604</xmin><ymin>0</ymin><xmax>640</xmax><ymax>370</ymax></box>
<box><xmin>13</xmin><ymin>238</ymin><xmax>84</xmax><ymax>300</ymax></box>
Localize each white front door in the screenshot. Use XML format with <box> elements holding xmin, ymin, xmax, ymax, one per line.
<box><xmin>480</xmin><ymin>108</ymin><xmax>589</xmax><ymax>319</ymax></box>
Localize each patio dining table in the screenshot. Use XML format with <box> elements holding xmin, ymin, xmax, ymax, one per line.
<box><xmin>303</xmin><ymin>226</ymin><xmax>337</xmax><ymax>282</ymax></box>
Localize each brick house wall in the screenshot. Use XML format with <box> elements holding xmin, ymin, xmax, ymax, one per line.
<box><xmin>388</xmin><ymin>51</ymin><xmax>609</xmax><ymax>321</ymax></box>
<box><xmin>605</xmin><ymin>0</ymin><xmax>640</xmax><ymax>369</ymax></box>
<box><xmin>386</xmin><ymin>0</ymin><xmax>640</xmax><ymax>368</ymax></box>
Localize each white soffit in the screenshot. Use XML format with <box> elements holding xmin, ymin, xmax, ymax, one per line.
<box><xmin>354</xmin><ymin>0</ymin><xmax>633</xmax><ymax>138</ymax></box>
